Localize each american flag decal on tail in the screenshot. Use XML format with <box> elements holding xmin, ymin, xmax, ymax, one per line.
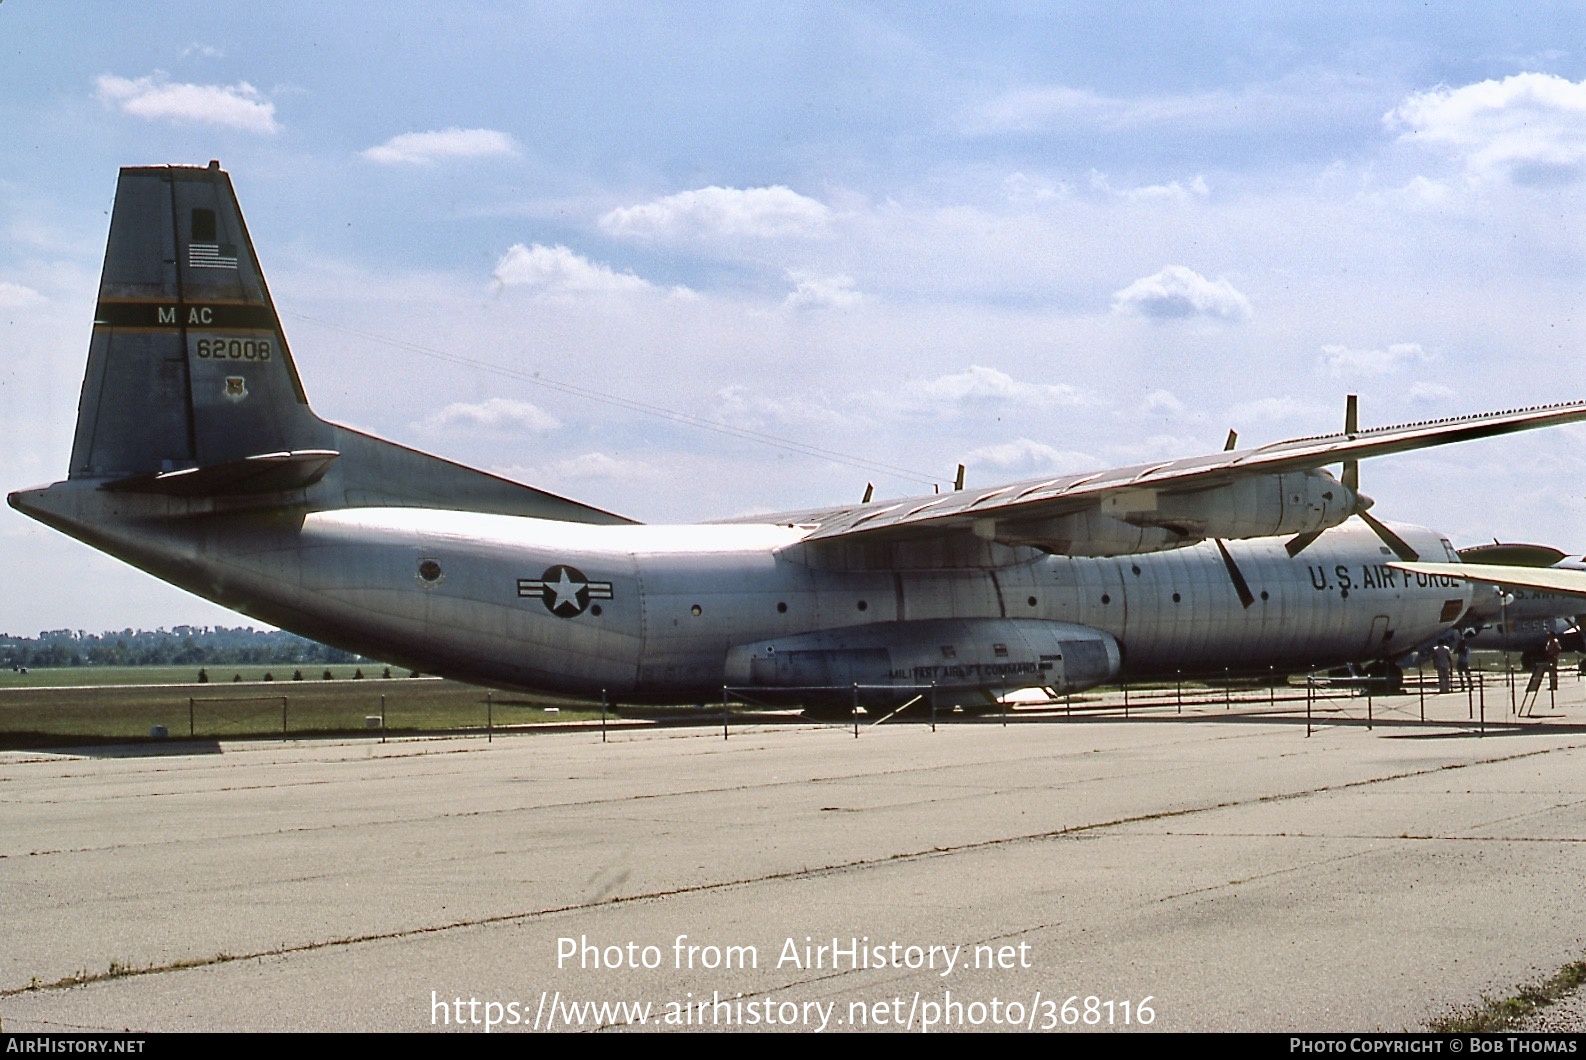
<box><xmin>189</xmin><ymin>242</ymin><xmax>239</xmax><ymax>269</ymax></box>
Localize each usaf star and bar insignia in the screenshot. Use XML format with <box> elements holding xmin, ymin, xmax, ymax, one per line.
<box><xmin>517</xmin><ymin>565</ymin><xmax>613</xmax><ymax>618</ymax></box>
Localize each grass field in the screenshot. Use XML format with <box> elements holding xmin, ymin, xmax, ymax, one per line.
<box><xmin>0</xmin><ymin>668</ymin><xmax>606</xmax><ymax>749</ymax></box>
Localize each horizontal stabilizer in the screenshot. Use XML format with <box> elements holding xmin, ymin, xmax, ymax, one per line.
<box><xmin>102</xmin><ymin>450</ymin><xmax>339</xmax><ymax>497</ymax></box>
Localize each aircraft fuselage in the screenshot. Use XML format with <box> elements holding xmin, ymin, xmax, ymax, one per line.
<box><xmin>15</xmin><ymin>480</ymin><xmax>1469</xmax><ymax>701</ymax></box>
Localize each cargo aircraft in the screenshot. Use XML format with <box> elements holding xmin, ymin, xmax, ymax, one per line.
<box><xmin>11</xmin><ymin>163</ymin><xmax>1586</xmax><ymax>706</ymax></box>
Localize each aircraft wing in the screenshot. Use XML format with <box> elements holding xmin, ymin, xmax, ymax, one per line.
<box><xmin>1391</xmin><ymin>562</ymin><xmax>1586</xmax><ymax>599</ymax></box>
<box><xmin>748</xmin><ymin>400</ymin><xmax>1586</xmax><ymax>549</ymax></box>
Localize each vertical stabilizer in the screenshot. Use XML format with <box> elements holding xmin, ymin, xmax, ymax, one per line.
<box><xmin>71</xmin><ymin>161</ymin><xmax>320</xmax><ymax>480</ymax></box>
<box><xmin>40</xmin><ymin>161</ymin><xmax>631</xmax><ymax>523</ymax></box>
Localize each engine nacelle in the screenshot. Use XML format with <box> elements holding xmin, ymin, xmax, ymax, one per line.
<box><xmin>724</xmin><ymin>618</ymin><xmax>1120</xmax><ymax>704</ymax></box>
<box><xmin>1101</xmin><ymin>470</ymin><xmax>1360</xmax><ymax>541</ymax></box>
<box><xmin>978</xmin><ymin>508</ymin><xmax>1195</xmax><ymax>557</ymax></box>
<box><xmin>972</xmin><ymin>471</ymin><xmax>1361</xmax><ymax>557</ymax></box>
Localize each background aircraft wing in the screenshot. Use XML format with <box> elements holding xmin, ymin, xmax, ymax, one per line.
<box><xmin>1391</xmin><ymin>561</ymin><xmax>1586</xmax><ymax>599</ymax></box>
<box><xmin>754</xmin><ymin>400</ymin><xmax>1586</xmax><ymax>551</ymax></box>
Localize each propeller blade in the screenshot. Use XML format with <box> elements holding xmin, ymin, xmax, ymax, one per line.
<box><xmin>1358</xmin><ymin>508</ymin><xmax>1420</xmax><ymax>562</ymax></box>
<box><xmin>1215</xmin><ymin>539</ymin><xmax>1256</xmax><ymax>608</ymax></box>
<box><xmin>1342</xmin><ymin>394</ymin><xmax>1359</xmax><ymax>492</ymax></box>
<box><xmin>954</xmin><ymin>463</ymin><xmax>966</xmax><ymax>492</ymax></box>
<box><xmin>861</xmin><ymin>482</ymin><xmax>874</xmax><ymax>504</ymax></box>
<box><xmin>1224</xmin><ymin>429</ymin><xmax>1238</xmax><ymax>452</ymax></box>
<box><xmin>1285</xmin><ymin>529</ymin><xmax>1324</xmax><ymax>558</ymax></box>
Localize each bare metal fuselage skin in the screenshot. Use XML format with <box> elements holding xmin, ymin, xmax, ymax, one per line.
<box><xmin>13</xmin><ymin>477</ymin><xmax>1468</xmax><ymax>700</ymax></box>
<box><xmin>18</xmin><ymin>162</ymin><xmax>1568</xmax><ymax>703</ymax></box>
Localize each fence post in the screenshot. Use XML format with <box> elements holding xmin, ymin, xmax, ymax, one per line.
<box><xmin>380</xmin><ymin>693</ymin><xmax>386</xmax><ymax>745</ymax></box>
<box><xmin>487</xmin><ymin>690</ymin><xmax>493</xmax><ymax>743</ymax></box>
<box><xmin>602</xmin><ymin>688</ymin><xmax>609</xmax><ymax>744</ymax></box>
<box><xmin>189</xmin><ymin>696</ymin><xmax>195</xmax><ymax>739</ymax></box>
<box><xmin>852</xmin><ymin>683</ymin><xmax>859</xmax><ymax>739</ymax></box>
<box><xmin>281</xmin><ymin>696</ymin><xmax>288</xmax><ymax>741</ymax></box>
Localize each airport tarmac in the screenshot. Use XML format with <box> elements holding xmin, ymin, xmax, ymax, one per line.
<box><xmin>4</xmin><ymin>679</ymin><xmax>1586</xmax><ymax>1033</ymax></box>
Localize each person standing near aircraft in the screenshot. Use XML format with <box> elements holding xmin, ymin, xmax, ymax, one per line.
<box><xmin>1456</xmin><ymin>638</ymin><xmax>1472</xmax><ymax>692</ymax></box>
<box><xmin>1545</xmin><ymin>632</ymin><xmax>1562</xmax><ymax>691</ymax></box>
<box><xmin>1432</xmin><ymin>640</ymin><xmax>1453</xmax><ymax>693</ymax></box>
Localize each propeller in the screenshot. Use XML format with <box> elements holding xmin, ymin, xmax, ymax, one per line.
<box><xmin>1216</xmin><ymin>427</ymin><xmax>1257</xmax><ymax>608</ymax></box>
<box><xmin>1284</xmin><ymin>394</ymin><xmax>1420</xmax><ymax>562</ymax></box>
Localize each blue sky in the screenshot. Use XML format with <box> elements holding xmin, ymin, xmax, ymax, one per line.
<box><xmin>4</xmin><ymin>2</ymin><xmax>1586</xmax><ymax>634</ymax></box>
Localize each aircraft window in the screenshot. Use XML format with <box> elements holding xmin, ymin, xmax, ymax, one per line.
<box><xmin>940</xmin><ymin>645</ymin><xmax>956</xmax><ymax>659</ymax></box>
<box><xmin>1027</xmin><ymin>596</ymin><xmax>1037</xmax><ymax>607</ymax></box>
<box><xmin>857</xmin><ymin>600</ymin><xmax>868</xmax><ymax>611</ymax></box>
<box><xmin>1101</xmin><ymin>594</ymin><xmax>1111</xmax><ymax>605</ymax></box>
<box><xmin>591</xmin><ymin>605</ymin><xmax>602</xmax><ymax>617</ymax></box>
<box><xmin>993</xmin><ymin>643</ymin><xmax>1009</xmax><ymax>658</ymax></box>
<box><xmin>690</xmin><ymin>604</ymin><xmax>702</xmax><ymax>616</ymax></box>
<box><xmin>776</xmin><ymin>601</ymin><xmax>788</xmax><ymax>613</ymax></box>
<box><xmin>1260</xmin><ymin>591</ymin><xmax>1269</xmax><ymax>601</ymax></box>
<box><xmin>1172</xmin><ymin>593</ymin><xmax>1181</xmax><ymax>603</ymax></box>
<box><xmin>417</xmin><ymin>559</ymin><xmax>442</xmax><ymax>583</ymax></box>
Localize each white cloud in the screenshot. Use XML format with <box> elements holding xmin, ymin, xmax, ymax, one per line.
<box><xmin>910</xmin><ymin>365</ymin><xmax>1088</xmax><ymax>408</ymax></box>
<box><xmin>1225</xmin><ymin>397</ymin><xmax>1308</xmax><ymax>424</ymax></box>
<box><xmin>0</xmin><ymin>282</ymin><xmax>45</xmax><ymax>308</ymax></box>
<box><xmin>1406</xmin><ymin>382</ymin><xmax>1456</xmax><ymax>404</ymax></box>
<box><xmin>95</xmin><ymin>72</ymin><xmax>278</xmax><ymax>133</ymax></box>
<box><xmin>784</xmin><ymin>269</ymin><xmax>861</xmax><ymax>310</ymax></box>
<box><xmin>600</xmin><ymin>186</ymin><xmax>831</xmax><ymax>240</ymax></box>
<box><xmin>1089</xmin><ymin>171</ymin><xmax>1210</xmax><ymax>201</ymax></box>
<box><xmin>497</xmin><ymin>452</ymin><xmax>653</xmax><ymax>483</ymax></box>
<box><xmin>712</xmin><ymin>385</ymin><xmax>848</xmax><ymax>430</ymax></box>
<box><xmin>1140</xmin><ymin>389</ymin><xmax>1185</xmax><ymax>415</ymax></box>
<box><xmin>965</xmin><ymin>440</ymin><xmax>1099</xmax><ymax>476</ymax></box>
<box><xmin>492</xmin><ymin>243</ymin><xmax>657</xmax><ymax>296</ymax></box>
<box><xmin>1112</xmin><ymin>266</ymin><xmax>1252</xmax><ymax>322</ymax></box>
<box><xmin>968</xmin><ymin>74</ymin><xmax>1364</xmax><ymax>137</ymax></box>
<box><xmin>1003</xmin><ymin>172</ymin><xmax>1068</xmax><ymax>204</ymax></box>
<box><xmin>1318</xmin><ymin>342</ymin><xmax>1433</xmax><ymax>376</ymax></box>
<box><xmin>362</xmin><ymin>128</ymin><xmax>519</xmax><ymax>166</ymax></box>
<box><xmin>419</xmin><ymin>398</ymin><xmax>560</xmax><ymax>434</ymax></box>
<box><xmin>1386</xmin><ymin>73</ymin><xmax>1586</xmax><ymax>185</ymax></box>
<box><xmin>974</xmin><ymin>85</ymin><xmax>1120</xmax><ymax>133</ymax></box>
<box><xmin>543</xmin><ymin>452</ymin><xmax>649</xmax><ymax>479</ymax></box>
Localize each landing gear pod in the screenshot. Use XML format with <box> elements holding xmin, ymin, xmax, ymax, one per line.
<box><xmin>724</xmin><ymin>618</ymin><xmax>1120</xmax><ymax>705</ymax></box>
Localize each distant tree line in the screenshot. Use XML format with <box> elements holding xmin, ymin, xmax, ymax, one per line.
<box><xmin>0</xmin><ymin>626</ymin><xmax>367</xmax><ymax>669</ymax></box>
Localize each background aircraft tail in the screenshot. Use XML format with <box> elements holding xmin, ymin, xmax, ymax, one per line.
<box><xmin>64</xmin><ymin>162</ymin><xmax>629</xmax><ymax>522</ymax></box>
